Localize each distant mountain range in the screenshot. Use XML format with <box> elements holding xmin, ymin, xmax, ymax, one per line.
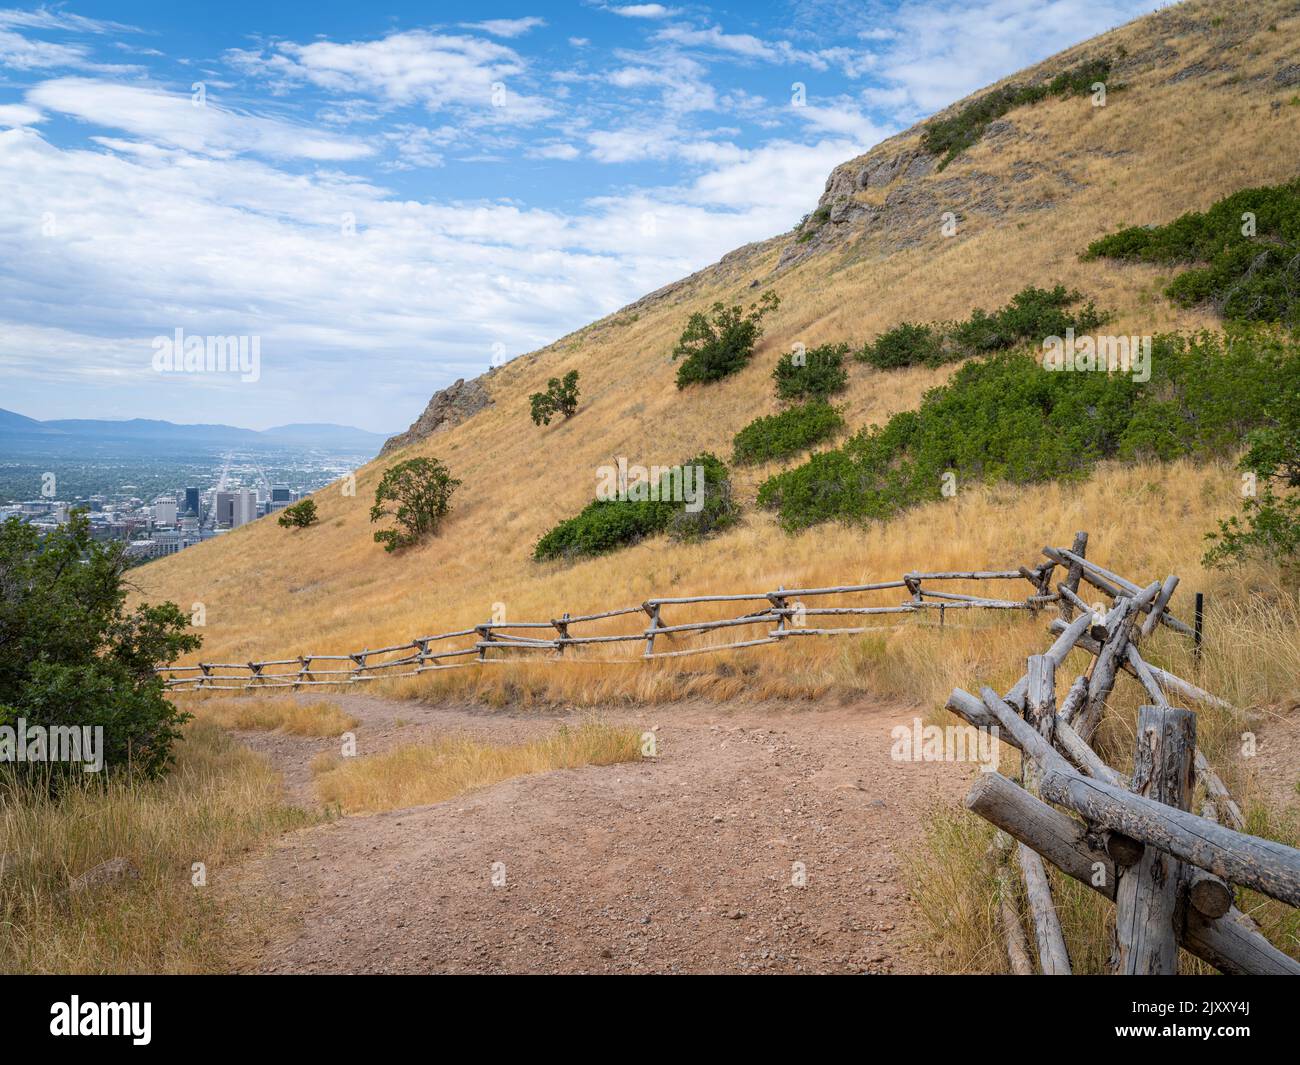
<box><xmin>0</xmin><ymin>408</ymin><xmax>393</xmax><ymax>453</ymax></box>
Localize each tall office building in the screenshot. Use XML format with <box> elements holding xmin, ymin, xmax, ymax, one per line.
<box><xmin>232</xmin><ymin>489</ymin><xmax>258</xmax><ymax>528</ymax></box>
<box><xmin>153</xmin><ymin>498</ymin><xmax>178</xmax><ymax>525</ymax></box>
<box><xmin>214</xmin><ymin>491</ymin><xmax>236</xmax><ymax>528</ymax></box>
<box><xmin>184</xmin><ymin>486</ymin><xmax>200</xmax><ymax>515</ymax></box>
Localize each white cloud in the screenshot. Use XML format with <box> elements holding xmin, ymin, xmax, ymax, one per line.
<box><xmin>0</xmin><ymin>102</ymin><xmax>42</xmax><ymax>126</ymax></box>
<box><xmin>227</xmin><ymin>30</ymin><xmax>553</xmax><ymax>121</ymax></box>
<box><xmin>607</xmin><ymin>4</ymin><xmax>679</xmax><ymax>18</ymax></box>
<box><xmin>459</xmin><ymin>17</ymin><xmax>547</xmax><ymax>39</ymax></box>
<box><xmin>27</xmin><ymin>77</ymin><xmax>373</xmax><ymax>160</ymax></box>
<box><xmin>528</xmin><ymin>142</ymin><xmax>579</xmax><ymax>160</ymax></box>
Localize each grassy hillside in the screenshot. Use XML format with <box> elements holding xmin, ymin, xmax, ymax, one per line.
<box><xmin>135</xmin><ymin>0</ymin><xmax>1300</xmax><ymax>712</ymax></box>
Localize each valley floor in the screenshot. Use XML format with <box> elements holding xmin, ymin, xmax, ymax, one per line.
<box><xmin>225</xmin><ymin>693</ymin><xmax>967</xmax><ymax>975</ymax></box>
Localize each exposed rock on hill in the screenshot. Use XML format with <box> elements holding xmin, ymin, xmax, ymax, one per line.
<box><xmin>381</xmin><ymin>376</ymin><xmax>493</xmax><ymax>456</ymax></box>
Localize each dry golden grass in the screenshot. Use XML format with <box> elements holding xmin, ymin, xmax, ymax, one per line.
<box><xmin>189</xmin><ymin>695</ymin><xmax>357</xmax><ymax>736</ymax></box>
<box><xmin>0</xmin><ymin>722</ymin><xmax>316</xmax><ymax>974</ymax></box>
<box><xmin>311</xmin><ymin>721</ymin><xmax>643</xmax><ymax>814</ymax></box>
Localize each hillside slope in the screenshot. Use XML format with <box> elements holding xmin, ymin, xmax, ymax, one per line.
<box><xmin>135</xmin><ymin>0</ymin><xmax>1300</xmax><ymax>705</ymax></box>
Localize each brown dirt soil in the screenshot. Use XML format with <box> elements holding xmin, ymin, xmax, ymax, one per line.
<box><xmin>226</xmin><ymin>692</ymin><xmax>971</xmax><ymax>974</ymax></box>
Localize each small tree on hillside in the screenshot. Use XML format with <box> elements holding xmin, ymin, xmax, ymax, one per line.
<box><xmin>672</xmin><ymin>290</ymin><xmax>780</xmax><ymax>388</ymax></box>
<box><xmin>530</xmin><ymin>370</ymin><xmax>581</xmax><ymax>426</ymax></box>
<box><xmin>1204</xmin><ymin>416</ymin><xmax>1300</xmax><ymax>573</ymax></box>
<box><xmin>369</xmin><ymin>457</ymin><xmax>461</xmax><ymax>552</ymax></box>
<box><xmin>0</xmin><ymin>511</ymin><xmax>201</xmax><ymax>781</ymax></box>
<box><xmin>278</xmin><ymin>498</ymin><xmax>318</xmax><ymax>529</ymax></box>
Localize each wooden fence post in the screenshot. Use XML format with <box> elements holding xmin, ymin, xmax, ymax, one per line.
<box><xmin>1057</xmin><ymin>531</ymin><xmax>1088</xmax><ymax>621</ymax></box>
<box><xmin>1114</xmin><ymin>704</ymin><xmax>1196</xmax><ymax>974</ymax></box>
<box><xmin>643</xmin><ymin>602</ymin><xmax>661</xmax><ymax>657</ymax></box>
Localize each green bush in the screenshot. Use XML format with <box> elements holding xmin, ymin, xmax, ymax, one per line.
<box><xmin>534</xmin><ymin>453</ymin><xmax>737</xmax><ymax>561</ymax></box>
<box><xmin>1084</xmin><ymin>179</ymin><xmax>1300</xmax><ymax>326</ymax></box>
<box><xmin>923</xmin><ymin>57</ymin><xmax>1113</xmax><ymax>169</ymax></box>
<box><xmin>369</xmin><ymin>457</ymin><xmax>461</xmax><ymax>552</ymax></box>
<box><xmin>762</xmin><ymin>327</ymin><xmax>1293</xmax><ymax>531</ymax></box>
<box><xmin>0</xmin><ymin>511</ymin><xmax>201</xmax><ymax>780</ymax></box>
<box><xmin>733</xmin><ymin>402</ymin><xmax>846</xmax><ymax>465</ymax></box>
<box><xmin>857</xmin><ymin>286</ymin><xmax>1106</xmax><ymax>369</ymax></box>
<box><xmin>1204</xmin><ymin>340</ymin><xmax>1300</xmax><ymax>567</ymax></box>
<box><xmin>278</xmin><ymin>498</ymin><xmax>318</xmax><ymax>529</ymax></box>
<box><xmin>530</xmin><ymin>369</ymin><xmax>581</xmax><ymax>425</ymax></box>
<box><xmin>773</xmin><ymin>342</ymin><xmax>850</xmax><ymax>401</ymax></box>
<box><xmin>672</xmin><ymin>291</ymin><xmax>780</xmax><ymax>388</ymax></box>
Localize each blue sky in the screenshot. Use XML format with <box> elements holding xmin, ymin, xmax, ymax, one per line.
<box><xmin>0</xmin><ymin>0</ymin><xmax>1163</xmax><ymax>432</ymax></box>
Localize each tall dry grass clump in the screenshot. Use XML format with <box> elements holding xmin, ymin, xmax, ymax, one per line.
<box><xmin>312</xmin><ymin>721</ymin><xmax>643</xmax><ymax>814</ymax></box>
<box><xmin>0</xmin><ymin>721</ymin><xmax>316</xmax><ymax>974</ymax></box>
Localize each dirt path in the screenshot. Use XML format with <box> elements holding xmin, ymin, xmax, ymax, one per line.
<box><xmin>230</xmin><ymin>693</ymin><xmax>972</xmax><ymax>974</ymax></box>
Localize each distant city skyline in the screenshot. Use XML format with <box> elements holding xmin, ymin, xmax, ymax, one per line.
<box><xmin>0</xmin><ymin>0</ymin><xmax>1164</xmax><ymax>431</ymax></box>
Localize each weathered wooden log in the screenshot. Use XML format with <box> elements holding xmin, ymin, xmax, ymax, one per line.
<box><xmin>1077</xmin><ymin>583</ymin><xmax>1161</xmax><ymax>741</ymax></box>
<box><xmin>1050</xmin><ymin>548</ymin><xmax>1195</xmax><ymax>637</ymax></box>
<box><xmin>1056</xmin><ymin>531</ymin><xmax>1089</xmax><ymax>622</ymax></box>
<box><xmin>965</xmin><ymin>772</ymin><xmax>1300</xmax><ymax>975</ymax></box>
<box><xmin>1046</xmin><ymin>619</ymin><xmax>1232</xmax><ymax>711</ymax></box>
<box><xmin>1194</xmin><ymin>749</ymin><xmax>1246</xmax><ymax>831</ymax></box>
<box><xmin>1017</xmin><ymin>843</ymin><xmax>1072</xmax><ymax>974</ymax></box>
<box><xmin>1114</xmin><ymin>705</ymin><xmax>1195</xmax><ymax>974</ymax></box>
<box><xmin>1003</xmin><ymin>613</ymin><xmax>1093</xmax><ymax>709</ymax></box>
<box><xmin>1139</xmin><ymin>574</ymin><xmax>1181</xmax><ymax>640</ymax></box>
<box><xmin>998</xmin><ymin>866</ymin><xmax>1035</xmax><ymax>975</ymax></box>
<box><xmin>969</xmin><ymin>687</ymin><xmax>1300</xmax><ymax>908</ymax></box>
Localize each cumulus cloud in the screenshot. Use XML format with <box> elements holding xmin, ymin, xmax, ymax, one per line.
<box><xmin>459</xmin><ymin>17</ymin><xmax>547</xmax><ymax>38</ymax></box>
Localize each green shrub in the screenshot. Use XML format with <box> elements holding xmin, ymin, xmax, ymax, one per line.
<box><xmin>733</xmin><ymin>402</ymin><xmax>846</xmax><ymax>465</ymax></box>
<box><xmin>773</xmin><ymin>342</ymin><xmax>850</xmax><ymax>401</ymax></box>
<box><xmin>0</xmin><ymin>511</ymin><xmax>201</xmax><ymax>780</ymax></box>
<box><xmin>277</xmin><ymin>498</ymin><xmax>318</xmax><ymax>529</ymax></box>
<box><xmin>534</xmin><ymin>453</ymin><xmax>737</xmax><ymax>561</ymax></box>
<box><xmin>857</xmin><ymin>286</ymin><xmax>1106</xmax><ymax>369</ymax></box>
<box><xmin>1083</xmin><ymin>178</ymin><xmax>1300</xmax><ymax>326</ymax></box>
<box><xmin>923</xmin><ymin>57</ymin><xmax>1114</xmax><ymax>169</ymax></box>
<box><xmin>369</xmin><ymin>457</ymin><xmax>461</xmax><ymax>552</ymax></box>
<box><xmin>672</xmin><ymin>291</ymin><xmax>780</xmax><ymax>388</ymax></box>
<box><xmin>530</xmin><ymin>369</ymin><xmax>581</xmax><ymax>425</ymax></box>
<box><xmin>762</xmin><ymin>327</ymin><xmax>1293</xmax><ymax>531</ymax></box>
<box><xmin>1204</xmin><ymin>340</ymin><xmax>1300</xmax><ymax>567</ymax></box>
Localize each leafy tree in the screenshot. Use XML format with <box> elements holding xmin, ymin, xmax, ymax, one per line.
<box><xmin>672</xmin><ymin>290</ymin><xmax>780</xmax><ymax>388</ymax></box>
<box><xmin>369</xmin><ymin>457</ymin><xmax>461</xmax><ymax>552</ymax></box>
<box><xmin>1204</xmin><ymin>350</ymin><xmax>1300</xmax><ymax>569</ymax></box>
<box><xmin>773</xmin><ymin>342</ymin><xmax>850</xmax><ymax>401</ymax></box>
<box><xmin>0</xmin><ymin>511</ymin><xmax>201</xmax><ymax>780</ymax></box>
<box><xmin>277</xmin><ymin>498</ymin><xmax>318</xmax><ymax>529</ymax></box>
<box><xmin>530</xmin><ymin>370</ymin><xmax>582</xmax><ymax>426</ymax></box>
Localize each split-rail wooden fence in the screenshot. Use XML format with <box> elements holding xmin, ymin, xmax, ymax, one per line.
<box><xmin>945</xmin><ymin>531</ymin><xmax>1300</xmax><ymax>976</ymax></box>
<box><xmin>158</xmin><ymin>563</ymin><xmax>1060</xmax><ymax>691</ymax></box>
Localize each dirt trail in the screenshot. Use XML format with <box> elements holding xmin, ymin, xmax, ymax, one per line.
<box><xmin>230</xmin><ymin>693</ymin><xmax>973</xmax><ymax>974</ymax></box>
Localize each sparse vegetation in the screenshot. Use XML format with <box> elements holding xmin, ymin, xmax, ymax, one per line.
<box><xmin>530</xmin><ymin>369</ymin><xmax>581</xmax><ymax>425</ymax></box>
<box><xmin>672</xmin><ymin>290</ymin><xmax>780</xmax><ymax>387</ymax></box>
<box><xmin>732</xmin><ymin>401</ymin><xmax>846</xmax><ymax>465</ymax></box>
<box><xmin>857</xmin><ymin>285</ymin><xmax>1107</xmax><ymax>369</ymax></box>
<box><xmin>0</xmin><ymin>721</ymin><xmax>316</xmax><ymax>974</ymax></box>
<box><xmin>0</xmin><ymin>511</ymin><xmax>201</xmax><ymax>780</ymax></box>
<box><xmin>369</xmin><ymin>457</ymin><xmax>461</xmax><ymax>552</ymax></box>
<box><xmin>534</xmin><ymin>452</ymin><xmax>737</xmax><ymax>561</ymax></box>
<box><xmin>773</xmin><ymin>342</ymin><xmax>850</xmax><ymax>401</ymax></box>
<box><xmin>764</xmin><ymin>328</ymin><xmax>1295</xmax><ymax>531</ymax></box>
<box><xmin>312</xmin><ymin>722</ymin><xmax>642</xmax><ymax>814</ymax></box>
<box><xmin>923</xmin><ymin>57</ymin><xmax>1114</xmax><ymax>169</ymax></box>
<box><xmin>1084</xmin><ymin>178</ymin><xmax>1300</xmax><ymax>326</ymax></box>
<box><xmin>277</xmin><ymin>498</ymin><xmax>318</xmax><ymax>529</ymax></box>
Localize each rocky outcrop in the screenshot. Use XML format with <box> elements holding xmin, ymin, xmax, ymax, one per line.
<box><xmin>381</xmin><ymin>376</ymin><xmax>493</xmax><ymax>456</ymax></box>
